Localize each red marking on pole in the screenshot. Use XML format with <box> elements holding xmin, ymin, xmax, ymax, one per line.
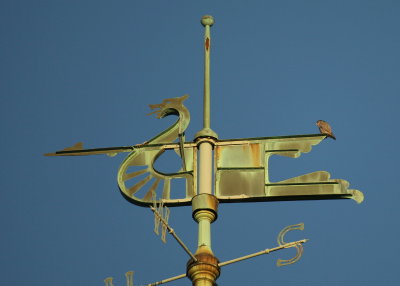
<box><xmin>205</xmin><ymin>37</ymin><xmax>210</xmax><ymax>51</ymax></box>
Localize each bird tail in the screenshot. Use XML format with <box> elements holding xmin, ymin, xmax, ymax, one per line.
<box><xmin>323</xmin><ymin>133</ymin><xmax>336</xmax><ymax>140</ymax></box>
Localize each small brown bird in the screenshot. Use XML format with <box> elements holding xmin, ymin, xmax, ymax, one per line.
<box><xmin>316</xmin><ymin>120</ymin><xmax>336</xmax><ymax>140</ymax></box>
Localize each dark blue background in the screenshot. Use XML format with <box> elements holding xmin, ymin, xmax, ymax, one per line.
<box><xmin>1</xmin><ymin>1</ymin><xmax>398</xmax><ymax>285</ymax></box>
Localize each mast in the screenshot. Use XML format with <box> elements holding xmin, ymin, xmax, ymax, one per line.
<box><xmin>187</xmin><ymin>15</ymin><xmax>220</xmax><ymax>286</ymax></box>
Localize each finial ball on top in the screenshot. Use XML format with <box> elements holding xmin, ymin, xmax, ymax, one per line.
<box><xmin>201</xmin><ymin>15</ymin><xmax>214</xmax><ymax>27</ymax></box>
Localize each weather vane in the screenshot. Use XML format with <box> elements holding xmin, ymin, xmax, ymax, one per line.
<box><xmin>45</xmin><ymin>15</ymin><xmax>364</xmax><ymax>286</ymax></box>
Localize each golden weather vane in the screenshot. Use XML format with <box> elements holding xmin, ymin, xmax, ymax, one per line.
<box><xmin>45</xmin><ymin>15</ymin><xmax>364</xmax><ymax>286</ymax></box>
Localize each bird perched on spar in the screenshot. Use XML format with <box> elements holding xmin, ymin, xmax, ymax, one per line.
<box><xmin>316</xmin><ymin>120</ymin><xmax>336</xmax><ymax>140</ymax></box>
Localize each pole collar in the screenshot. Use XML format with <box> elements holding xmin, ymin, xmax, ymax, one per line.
<box><xmin>192</xmin><ymin>194</ymin><xmax>219</xmax><ymax>222</ymax></box>
<box><xmin>187</xmin><ymin>246</ymin><xmax>220</xmax><ymax>285</ymax></box>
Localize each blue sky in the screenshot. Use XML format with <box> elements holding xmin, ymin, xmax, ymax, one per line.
<box><xmin>1</xmin><ymin>1</ymin><xmax>400</xmax><ymax>285</ymax></box>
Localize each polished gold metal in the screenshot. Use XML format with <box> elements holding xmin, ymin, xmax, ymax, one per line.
<box><xmin>45</xmin><ymin>102</ymin><xmax>363</xmax><ymax>207</ymax></box>
<box><xmin>104</xmin><ymin>277</ymin><xmax>114</xmax><ymax>286</ymax></box>
<box><xmin>104</xmin><ymin>271</ymin><xmax>133</xmax><ymax>286</ymax></box>
<box><xmin>215</xmin><ymin>135</ymin><xmax>364</xmax><ymax>204</ymax></box>
<box><xmin>144</xmin><ymin>237</ymin><xmax>308</xmax><ymax>285</ymax></box>
<box><xmin>45</xmin><ymin>95</ymin><xmax>196</xmax><ymax>207</ymax></box>
<box><xmin>117</xmin><ymin>95</ymin><xmax>195</xmax><ymax>207</ymax></box>
<box><xmin>195</xmin><ymin>15</ymin><xmax>217</xmax><ymax>139</ymax></box>
<box><xmin>45</xmin><ymin>15</ymin><xmax>365</xmax><ymax>285</ymax></box>
<box><xmin>152</xmin><ymin>194</ymin><xmax>170</xmax><ymax>243</ymax></box>
<box><xmin>150</xmin><ymin>203</ymin><xmax>197</xmax><ymax>261</ymax></box>
<box><xmin>125</xmin><ymin>271</ymin><xmax>134</xmax><ymax>286</ymax></box>
<box><xmin>276</xmin><ymin>223</ymin><xmax>306</xmax><ymax>266</ymax></box>
<box><xmin>45</xmin><ymin>133</ymin><xmax>363</xmax><ymax>207</ymax></box>
<box><xmin>191</xmin><ymin>194</ymin><xmax>219</xmax><ymax>220</ymax></box>
<box><xmin>218</xmin><ymin>239</ymin><xmax>307</xmax><ymax>267</ymax></box>
<box><xmin>187</xmin><ymin>246</ymin><xmax>220</xmax><ymax>286</ymax></box>
<box><xmin>145</xmin><ymin>273</ymin><xmax>187</xmax><ymax>286</ymax></box>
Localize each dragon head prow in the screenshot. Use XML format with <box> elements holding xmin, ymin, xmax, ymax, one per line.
<box><xmin>148</xmin><ymin>94</ymin><xmax>189</xmax><ymax>119</ymax></box>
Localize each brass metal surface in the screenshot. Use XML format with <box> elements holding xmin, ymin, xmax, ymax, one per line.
<box><xmin>195</xmin><ymin>15</ymin><xmax>217</xmax><ymax>139</ymax></box>
<box><xmin>192</xmin><ymin>194</ymin><xmax>219</xmax><ymax>220</ymax></box>
<box><xmin>218</xmin><ymin>239</ymin><xmax>307</xmax><ymax>268</ymax></box>
<box><xmin>117</xmin><ymin>95</ymin><xmax>195</xmax><ymax>207</ymax></box>
<box><xmin>44</xmin><ymin>14</ymin><xmax>366</xmax><ymax>286</ymax></box>
<box><xmin>276</xmin><ymin>223</ymin><xmax>306</xmax><ymax>266</ymax></box>
<box><xmin>186</xmin><ymin>246</ymin><xmax>220</xmax><ymax>286</ymax></box>
<box><xmin>215</xmin><ymin>135</ymin><xmax>364</xmax><ymax>204</ymax></box>
<box><xmin>45</xmin><ymin>100</ymin><xmax>363</xmax><ymax>207</ymax></box>
<box><xmin>104</xmin><ymin>271</ymin><xmax>133</xmax><ymax>286</ymax></box>
<box><xmin>150</xmin><ymin>204</ymin><xmax>196</xmax><ymax>261</ymax></box>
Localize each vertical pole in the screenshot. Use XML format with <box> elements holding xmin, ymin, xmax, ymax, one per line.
<box><xmin>203</xmin><ymin>17</ymin><xmax>211</xmax><ymax>130</ymax></box>
<box><xmin>197</xmin><ymin>15</ymin><xmax>217</xmax><ymax>251</ymax></box>
<box><xmin>195</xmin><ymin>15</ymin><xmax>218</xmax><ymax>140</ymax></box>
<box><xmin>197</xmin><ymin>141</ymin><xmax>213</xmax><ymax>249</ymax></box>
<box><xmin>188</xmin><ymin>15</ymin><xmax>220</xmax><ymax>286</ymax></box>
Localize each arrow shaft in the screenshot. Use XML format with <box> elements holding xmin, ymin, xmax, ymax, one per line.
<box><xmin>144</xmin><ymin>239</ymin><xmax>307</xmax><ymax>286</ymax></box>
<box><xmin>44</xmin><ymin>146</ymin><xmax>133</xmax><ymax>156</ymax></box>
<box><xmin>218</xmin><ymin>239</ymin><xmax>308</xmax><ymax>267</ymax></box>
<box><xmin>145</xmin><ymin>273</ymin><xmax>186</xmax><ymax>286</ymax></box>
<box><xmin>150</xmin><ymin>206</ymin><xmax>197</xmax><ymax>261</ymax></box>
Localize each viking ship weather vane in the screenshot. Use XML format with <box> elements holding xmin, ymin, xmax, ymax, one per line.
<box><xmin>45</xmin><ymin>15</ymin><xmax>364</xmax><ymax>286</ymax></box>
